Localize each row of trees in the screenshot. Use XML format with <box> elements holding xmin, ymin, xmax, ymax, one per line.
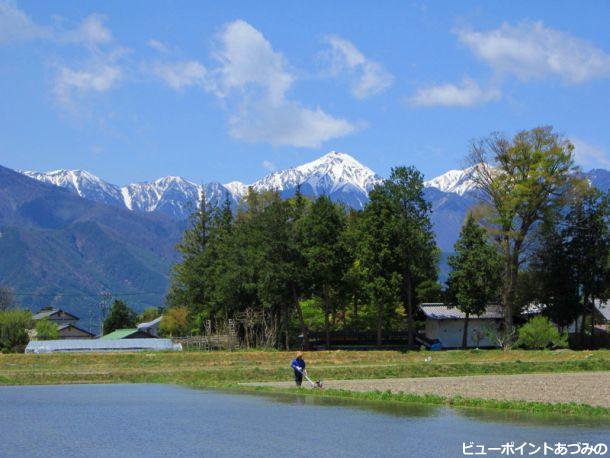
<box><xmin>468</xmin><ymin>127</ymin><xmax>609</xmax><ymax>346</ymax></box>
<box><xmin>527</xmin><ymin>189</ymin><xmax>609</xmax><ymax>342</ymax></box>
<box><xmin>167</xmin><ymin>166</ymin><xmax>439</xmax><ymax>348</ymax></box>
<box><xmin>166</xmin><ymin>126</ymin><xmax>609</xmax><ymax>349</ymax></box>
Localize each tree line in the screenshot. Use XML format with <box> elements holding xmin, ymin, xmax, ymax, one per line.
<box><xmin>3</xmin><ymin>126</ymin><xmax>605</xmax><ymax>352</ymax></box>
<box><xmin>166</xmin><ymin>164</ymin><xmax>438</xmax><ymax>348</ymax></box>
<box><xmin>166</xmin><ymin>127</ymin><xmax>609</xmax><ymax>349</ymax></box>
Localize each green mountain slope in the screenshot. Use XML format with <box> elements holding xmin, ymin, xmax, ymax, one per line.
<box><xmin>0</xmin><ymin>165</ymin><xmax>182</xmax><ymax>322</ymax></box>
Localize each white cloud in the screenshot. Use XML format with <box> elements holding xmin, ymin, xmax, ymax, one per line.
<box><xmin>408</xmin><ymin>77</ymin><xmax>500</xmax><ymax>107</ymax></box>
<box><xmin>323</xmin><ymin>35</ymin><xmax>393</xmax><ymax>99</ymax></box>
<box><xmin>152</xmin><ymin>60</ymin><xmax>207</xmax><ymax>90</ymax></box>
<box><xmin>572</xmin><ymin>138</ymin><xmax>610</xmax><ymax>170</ymax></box>
<box><xmin>0</xmin><ymin>0</ymin><xmax>47</xmax><ymax>44</ymax></box>
<box><xmin>210</xmin><ymin>20</ymin><xmax>293</xmax><ymax>104</ymax></box>
<box><xmin>261</xmin><ymin>160</ymin><xmax>276</xmax><ymax>171</ymax></box>
<box><xmin>147</xmin><ymin>39</ymin><xmax>170</xmax><ymax>54</ymax></box>
<box><xmin>54</xmin><ymin>62</ymin><xmax>122</xmax><ymax>107</ymax></box>
<box><xmin>229</xmin><ymin>99</ymin><xmax>357</xmax><ymax>148</ymax></box>
<box><xmin>61</xmin><ymin>13</ymin><xmax>112</xmax><ymax>47</ymax></box>
<box><xmin>456</xmin><ymin>21</ymin><xmax>610</xmax><ymax>84</ymax></box>
<box><xmin>51</xmin><ymin>14</ymin><xmax>127</xmax><ymax>109</ymax></box>
<box><xmin>0</xmin><ymin>4</ymin><xmax>124</xmax><ymax>109</ymax></box>
<box><xmin>209</xmin><ymin>20</ymin><xmax>357</xmax><ymax>147</ymax></box>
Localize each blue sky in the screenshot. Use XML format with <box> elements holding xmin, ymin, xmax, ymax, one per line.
<box><xmin>1</xmin><ymin>0</ymin><xmax>610</xmax><ymax>185</ymax></box>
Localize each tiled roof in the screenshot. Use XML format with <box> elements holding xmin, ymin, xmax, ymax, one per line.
<box><xmin>57</xmin><ymin>324</ymin><xmax>95</xmax><ymax>336</ymax></box>
<box><xmin>420</xmin><ymin>303</ymin><xmax>503</xmax><ymax>320</ymax></box>
<box><xmin>32</xmin><ymin>308</ymin><xmax>79</xmax><ymax>321</ymax></box>
<box><xmin>32</xmin><ymin>309</ymin><xmax>58</xmax><ymax>320</ymax></box>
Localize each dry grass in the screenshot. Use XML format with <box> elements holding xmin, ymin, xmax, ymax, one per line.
<box><xmin>0</xmin><ymin>349</ymin><xmax>608</xmax><ymax>386</ymax></box>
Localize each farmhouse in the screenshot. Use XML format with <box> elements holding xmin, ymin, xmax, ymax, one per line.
<box><xmin>56</xmin><ymin>324</ymin><xmax>95</xmax><ymax>339</ymax></box>
<box><xmin>32</xmin><ymin>307</ymin><xmax>94</xmax><ymax>339</ymax></box>
<box><xmin>33</xmin><ymin>307</ymin><xmax>78</xmax><ymax>326</ymax></box>
<box><xmin>420</xmin><ymin>303</ymin><xmax>502</xmax><ymax>349</ymax></box>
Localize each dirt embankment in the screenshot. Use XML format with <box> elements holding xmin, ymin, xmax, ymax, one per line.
<box><xmin>246</xmin><ymin>371</ymin><xmax>610</xmax><ymax>407</ymax></box>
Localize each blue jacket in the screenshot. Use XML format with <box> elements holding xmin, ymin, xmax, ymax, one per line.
<box><xmin>291</xmin><ymin>357</ymin><xmax>306</xmax><ymax>374</ymax></box>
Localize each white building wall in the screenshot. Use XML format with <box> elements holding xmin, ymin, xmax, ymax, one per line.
<box><xmin>425</xmin><ymin>320</ymin><xmax>439</xmax><ymax>339</ymax></box>
<box><xmin>425</xmin><ymin>319</ymin><xmax>500</xmax><ymax>348</ymax></box>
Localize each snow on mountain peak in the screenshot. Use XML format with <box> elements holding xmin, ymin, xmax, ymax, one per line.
<box><xmin>252</xmin><ymin>150</ymin><xmax>381</xmax><ymax>195</ymax></box>
<box><xmin>22</xmin><ymin>168</ymin><xmax>123</xmax><ymax>204</ymax></box>
<box><xmin>424</xmin><ymin>165</ymin><xmax>480</xmax><ymax>196</ymax></box>
<box><xmin>224</xmin><ymin>181</ymin><xmax>249</xmax><ymax>198</ymax></box>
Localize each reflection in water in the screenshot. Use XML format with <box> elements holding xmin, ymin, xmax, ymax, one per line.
<box><xmin>254</xmin><ymin>390</ymin><xmax>440</xmax><ymax>418</ymax></box>
<box><xmin>234</xmin><ymin>388</ymin><xmax>610</xmax><ymax>428</ymax></box>
<box><xmin>456</xmin><ymin>406</ymin><xmax>610</xmax><ymax>429</ymax></box>
<box><xmin>0</xmin><ymin>384</ymin><xmax>607</xmax><ymax>458</ymax></box>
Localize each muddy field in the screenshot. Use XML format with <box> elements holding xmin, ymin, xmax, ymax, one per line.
<box><xmin>246</xmin><ymin>371</ymin><xmax>610</xmax><ymax>407</ymax></box>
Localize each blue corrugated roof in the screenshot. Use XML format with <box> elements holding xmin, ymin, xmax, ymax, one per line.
<box><xmin>25</xmin><ymin>339</ymin><xmax>182</xmax><ymax>353</ymax></box>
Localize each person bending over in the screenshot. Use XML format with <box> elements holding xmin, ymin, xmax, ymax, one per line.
<box><xmin>290</xmin><ymin>351</ymin><xmax>307</xmax><ymax>387</ymax></box>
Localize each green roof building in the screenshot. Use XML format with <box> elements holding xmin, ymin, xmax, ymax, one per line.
<box><xmin>100</xmin><ymin>328</ymin><xmax>156</xmax><ymax>340</ymax></box>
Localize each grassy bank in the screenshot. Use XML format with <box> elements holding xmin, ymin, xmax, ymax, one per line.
<box><xmin>1</xmin><ymin>348</ymin><xmax>608</xmax><ymax>385</ymax></box>
<box><xmin>1</xmin><ymin>349</ymin><xmax>608</xmax><ymax>417</ymax></box>
<box><xmin>236</xmin><ymin>385</ymin><xmax>610</xmax><ymax>418</ymax></box>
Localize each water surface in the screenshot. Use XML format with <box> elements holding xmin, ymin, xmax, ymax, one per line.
<box><xmin>0</xmin><ymin>384</ymin><xmax>607</xmax><ymax>457</ymax></box>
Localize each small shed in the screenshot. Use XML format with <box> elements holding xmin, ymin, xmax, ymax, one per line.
<box><xmin>420</xmin><ymin>303</ymin><xmax>503</xmax><ymax>349</ymax></box>
<box><xmin>100</xmin><ymin>328</ymin><xmax>156</xmax><ymax>340</ymax></box>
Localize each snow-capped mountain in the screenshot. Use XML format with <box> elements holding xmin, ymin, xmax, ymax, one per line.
<box><xmin>227</xmin><ymin>151</ymin><xmax>383</xmax><ymax>208</ymax></box>
<box><xmin>254</xmin><ymin>151</ymin><xmax>380</xmax><ymax>194</ymax></box>
<box><xmin>20</xmin><ymin>153</ymin><xmax>609</xmax><ymax>248</ymax></box>
<box><xmin>423</xmin><ymin>165</ymin><xmax>479</xmax><ymax>196</ymax></box>
<box><xmin>22</xmin><ymin>170</ymin><xmax>236</xmax><ymax>220</ymax></box>
<box><xmin>224</xmin><ymin>181</ymin><xmax>250</xmax><ymax>199</ymax></box>
<box><xmin>21</xmin><ymin>169</ymin><xmax>124</xmax><ymax>207</ymax></box>
<box><xmin>584</xmin><ymin>168</ymin><xmax>610</xmax><ymax>192</ymax></box>
<box><xmin>121</xmin><ymin>176</ymin><xmax>207</xmax><ymax>220</ymax></box>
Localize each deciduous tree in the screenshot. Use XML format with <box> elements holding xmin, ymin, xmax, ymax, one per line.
<box><xmin>469</xmin><ymin>126</ymin><xmax>578</xmax><ymax>344</ymax></box>
<box><xmin>35</xmin><ymin>318</ymin><xmax>60</xmax><ymax>340</ymax></box>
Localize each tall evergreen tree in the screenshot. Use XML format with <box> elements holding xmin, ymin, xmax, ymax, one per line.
<box><xmin>256</xmin><ymin>193</ymin><xmax>298</xmax><ymax>349</ymax></box>
<box><xmin>530</xmin><ymin>212</ymin><xmax>580</xmax><ymax>329</ymax></box>
<box><xmin>299</xmin><ymin>195</ymin><xmax>348</xmax><ymax>349</ymax></box>
<box><xmin>357</xmin><ymin>185</ymin><xmax>400</xmax><ymax>346</ymax></box>
<box><xmin>564</xmin><ymin>189</ymin><xmax>610</xmax><ymax>345</ymax></box>
<box><xmin>447</xmin><ymin>213</ymin><xmax>501</xmax><ymax>348</ymax></box>
<box><xmin>103</xmin><ymin>300</ymin><xmax>136</xmax><ymax>334</ymax></box>
<box><xmin>358</xmin><ymin>166</ymin><xmax>438</xmax><ymax>346</ymax></box>
<box><xmin>167</xmin><ymin>189</ymin><xmax>213</xmax><ymax>316</ymax></box>
<box><xmin>288</xmin><ymin>186</ymin><xmax>312</xmax><ymax>346</ymax></box>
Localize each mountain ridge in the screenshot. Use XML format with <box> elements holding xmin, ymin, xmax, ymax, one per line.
<box><xmin>0</xmin><ymin>164</ymin><xmax>183</xmax><ymax>320</ymax></box>
<box><xmin>4</xmin><ymin>154</ymin><xmax>608</xmax><ymax>321</ymax></box>
<box><xmin>17</xmin><ymin>152</ymin><xmax>609</xmax><ymax>251</ymax></box>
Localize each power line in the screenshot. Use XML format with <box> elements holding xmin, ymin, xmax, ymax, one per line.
<box><xmin>11</xmin><ymin>291</ymin><xmax>166</xmax><ymax>297</ymax></box>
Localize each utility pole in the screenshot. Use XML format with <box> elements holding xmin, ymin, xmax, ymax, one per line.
<box><xmin>99</xmin><ymin>292</ymin><xmax>111</xmax><ymax>337</ymax></box>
